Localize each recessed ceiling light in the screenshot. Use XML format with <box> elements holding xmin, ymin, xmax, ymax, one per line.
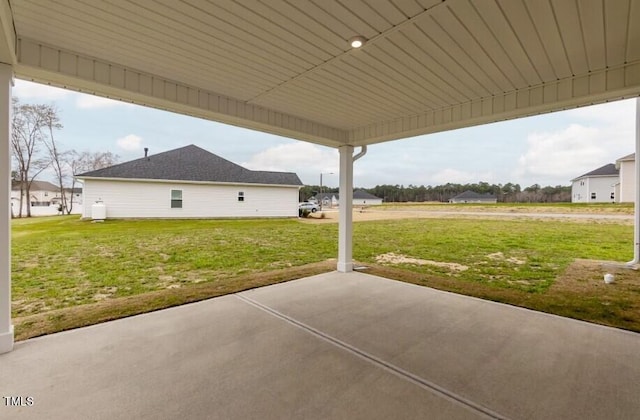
<box><xmin>349</xmin><ymin>36</ymin><xmax>366</xmax><ymax>49</ymax></box>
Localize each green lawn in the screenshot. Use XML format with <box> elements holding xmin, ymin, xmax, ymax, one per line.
<box><xmin>12</xmin><ymin>216</ymin><xmax>338</xmax><ymax>317</ymax></box>
<box><xmin>354</xmin><ymin>218</ymin><xmax>632</xmax><ymax>293</ymax></box>
<box><xmin>10</xmin><ymin>213</ymin><xmax>640</xmax><ymax>339</ymax></box>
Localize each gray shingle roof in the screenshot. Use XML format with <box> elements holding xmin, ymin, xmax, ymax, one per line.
<box><xmin>572</xmin><ymin>163</ymin><xmax>619</xmax><ymax>181</ymax></box>
<box><xmin>77</xmin><ymin>145</ymin><xmax>302</xmax><ymax>186</ymax></box>
<box><xmin>11</xmin><ymin>180</ymin><xmax>59</xmax><ymax>191</ymax></box>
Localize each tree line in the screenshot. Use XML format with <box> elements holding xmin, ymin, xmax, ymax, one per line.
<box><xmin>11</xmin><ymin>98</ymin><xmax>119</xmax><ymax>217</ymax></box>
<box><xmin>300</xmin><ymin>182</ymin><xmax>571</xmax><ymax>203</ymax></box>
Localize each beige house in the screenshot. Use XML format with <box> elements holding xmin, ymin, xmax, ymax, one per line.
<box><xmin>616</xmin><ymin>153</ymin><xmax>635</xmax><ymax>203</ymax></box>
<box><xmin>11</xmin><ymin>180</ymin><xmax>83</xmax><ymax>216</ymax></box>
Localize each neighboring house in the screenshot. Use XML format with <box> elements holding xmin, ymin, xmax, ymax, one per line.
<box><xmin>570</xmin><ymin>163</ymin><xmax>618</xmax><ymax>203</ymax></box>
<box><xmin>449</xmin><ymin>191</ymin><xmax>497</xmax><ymax>203</ymax></box>
<box><xmin>315</xmin><ymin>190</ymin><xmax>383</xmax><ymax>207</ymax></box>
<box><xmin>75</xmin><ymin>145</ymin><xmax>303</xmax><ymax>219</ymax></box>
<box><xmin>616</xmin><ymin>153</ymin><xmax>635</xmax><ymax>203</ymax></box>
<box><xmin>11</xmin><ymin>180</ymin><xmax>84</xmax><ymax>216</ymax></box>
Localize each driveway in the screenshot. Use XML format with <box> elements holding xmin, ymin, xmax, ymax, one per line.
<box><xmin>2</xmin><ymin>272</ymin><xmax>639</xmax><ymax>419</ymax></box>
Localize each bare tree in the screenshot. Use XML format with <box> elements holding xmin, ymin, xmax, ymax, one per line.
<box><xmin>67</xmin><ymin>150</ymin><xmax>119</xmax><ymax>214</ymax></box>
<box><xmin>40</xmin><ymin>104</ymin><xmax>67</xmax><ymax>214</ymax></box>
<box><xmin>11</xmin><ymin>98</ymin><xmax>51</xmax><ymax>217</ymax></box>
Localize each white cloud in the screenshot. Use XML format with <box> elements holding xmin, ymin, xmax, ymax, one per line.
<box><xmin>13</xmin><ymin>80</ymin><xmax>71</xmax><ymax>100</ymax></box>
<box><xmin>76</xmin><ymin>94</ymin><xmax>130</xmax><ymax>109</ymax></box>
<box><xmin>565</xmin><ymin>98</ymin><xmax>636</xmax><ymax>126</ymax></box>
<box><xmin>116</xmin><ymin>134</ymin><xmax>143</xmax><ymax>151</ymax></box>
<box><xmin>517</xmin><ymin>124</ymin><xmax>602</xmax><ymax>178</ymax></box>
<box><xmin>516</xmin><ymin>99</ymin><xmax>635</xmax><ymax>184</ymax></box>
<box><xmin>242</xmin><ymin>143</ymin><xmax>338</xmax><ymax>184</ymax></box>
<box><xmin>430</xmin><ymin>168</ymin><xmax>495</xmax><ymax>184</ymax></box>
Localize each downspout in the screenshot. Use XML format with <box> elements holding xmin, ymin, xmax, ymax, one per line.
<box><xmin>627</xmin><ymin>97</ymin><xmax>640</xmax><ymax>266</ymax></box>
<box><xmin>353</xmin><ymin>145</ymin><xmax>367</xmax><ymax>162</ymax></box>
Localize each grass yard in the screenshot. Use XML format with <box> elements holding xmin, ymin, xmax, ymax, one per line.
<box><xmin>11</xmin><ymin>212</ymin><xmax>640</xmax><ymax>339</ymax></box>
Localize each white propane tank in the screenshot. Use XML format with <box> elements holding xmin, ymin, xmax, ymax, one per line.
<box><xmin>91</xmin><ymin>200</ymin><xmax>106</xmax><ymax>221</ymax></box>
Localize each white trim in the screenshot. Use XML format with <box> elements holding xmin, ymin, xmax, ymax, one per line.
<box><xmin>76</xmin><ymin>176</ymin><xmax>301</xmax><ymax>189</ymax></box>
<box><xmin>170</xmin><ymin>188</ymin><xmax>183</xmax><ymax>209</ymax></box>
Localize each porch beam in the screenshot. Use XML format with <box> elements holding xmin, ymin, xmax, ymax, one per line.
<box><xmin>0</xmin><ymin>63</ymin><xmax>13</xmax><ymax>354</ymax></box>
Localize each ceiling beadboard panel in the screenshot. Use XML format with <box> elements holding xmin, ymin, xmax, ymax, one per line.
<box><xmin>9</xmin><ymin>0</ymin><xmax>640</xmax><ymax>145</ymax></box>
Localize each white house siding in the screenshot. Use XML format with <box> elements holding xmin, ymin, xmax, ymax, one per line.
<box><xmin>571</xmin><ymin>176</ymin><xmax>617</xmax><ymax>203</ymax></box>
<box><xmin>619</xmin><ymin>160</ymin><xmax>635</xmax><ymax>203</ymax></box>
<box><xmin>82</xmin><ymin>179</ymin><xmax>299</xmax><ymax>219</ymax></box>
<box><xmin>11</xmin><ymin>190</ymin><xmax>82</xmax><ymax>216</ymax></box>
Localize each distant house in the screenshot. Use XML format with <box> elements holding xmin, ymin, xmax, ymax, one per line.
<box><xmin>315</xmin><ymin>190</ymin><xmax>383</xmax><ymax>207</ymax></box>
<box><xmin>11</xmin><ymin>180</ymin><xmax>82</xmax><ymax>216</ymax></box>
<box><xmin>570</xmin><ymin>163</ymin><xmax>618</xmax><ymax>203</ymax></box>
<box><xmin>616</xmin><ymin>153</ymin><xmax>635</xmax><ymax>203</ymax></box>
<box><xmin>449</xmin><ymin>191</ymin><xmax>497</xmax><ymax>203</ymax></box>
<box><xmin>75</xmin><ymin>145</ymin><xmax>303</xmax><ymax>219</ymax></box>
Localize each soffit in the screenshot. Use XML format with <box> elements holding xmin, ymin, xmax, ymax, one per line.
<box><xmin>8</xmin><ymin>0</ymin><xmax>640</xmax><ymax>146</ymax></box>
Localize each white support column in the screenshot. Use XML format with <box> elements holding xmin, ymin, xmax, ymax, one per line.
<box><xmin>630</xmin><ymin>98</ymin><xmax>640</xmax><ymax>266</ymax></box>
<box><xmin>0</xmin><ymin>63</ymin><xmax>13</xmax><ymax>354</ymax></box>
<box><xmin>338</xmin><ymin>145</ymin><xmax>354</xmax><ymax>273</ymax></box>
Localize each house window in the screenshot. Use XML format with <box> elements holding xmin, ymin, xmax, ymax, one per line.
<box><xmin>238</xmin><ymin>191</ymin><xmax>244</xmax><ymax>202</ymax></box>
<box><xmin>171</xmin><ymin>189</ymin><xmax>183</xmax><ymax>208</ymax></box>
<box><xmin>591</xmin><ymin>192</ymin><xmax>596</xmax><ymax>200</ymax></box>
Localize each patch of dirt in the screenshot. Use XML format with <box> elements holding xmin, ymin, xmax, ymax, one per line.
<box><xmin>93</xmin><ymin>286</ymin><xmax>118</xmax><ymax>301</ymax></box>
<box><xmin>486</xmin><ymin>252</ymin><xmax>526</xmax><ymax>265</ymax></box>
<box><xmin>551</xmin><ymin>259</ymin><xmax>640</xmax><ymax>293</ymax></box>
<box><xmin>375</xmin><ymin>252</ymin><xmax>468</xmax><ymax>271</ymax></box>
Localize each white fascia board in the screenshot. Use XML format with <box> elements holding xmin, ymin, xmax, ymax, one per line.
<box><xmin>349</xmin><ymin>61</ymin><xmax>640</xmax><ymax>146</ymax></box>
<box><xmin>76</xmin><ymin>176</ymin><xmax>302</xmax><ymax>189</ymax></box>
<box><xmin>15</xmin><ymin>38</ymin><xmax>347</xmax><ymax>148</ymax></box>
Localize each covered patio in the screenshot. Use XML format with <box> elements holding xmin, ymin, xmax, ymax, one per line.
<box><xmin>2</xmin><ymin>1</ymin><xmax>640</xmax><ymax>415</ymax></box>
<box><xmin>3</xmin><ymin>271</ymin><xmax>640</xmax><ymax>419</ymax></box>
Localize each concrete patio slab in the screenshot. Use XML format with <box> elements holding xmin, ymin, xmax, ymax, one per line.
<box><xmin>2</xmin><ymin>271</ymin><xmax>639</xmax><ymax>419</ymax></box>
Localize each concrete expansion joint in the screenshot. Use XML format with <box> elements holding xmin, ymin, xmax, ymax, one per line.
<box><xmin>235</xmin><ymin>293</ymin><xmax>508</xmax><ymax>420</ymax></box>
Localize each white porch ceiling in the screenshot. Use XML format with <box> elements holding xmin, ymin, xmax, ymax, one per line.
<box><xmin>2</xmin><ymin>0</ymin><xmax>640</xmax><ymax>147</ymax></box>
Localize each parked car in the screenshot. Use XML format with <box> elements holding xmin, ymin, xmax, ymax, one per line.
<box><xmin>299</xmin><ymin>202</ymin><xmax>319</xmax><ymax>213</ymax></box>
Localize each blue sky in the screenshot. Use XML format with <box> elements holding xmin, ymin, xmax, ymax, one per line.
<box><xmin>13</xmin><ymin>79</ymin><xmax>637</xmax><ymax>189</ymax></box>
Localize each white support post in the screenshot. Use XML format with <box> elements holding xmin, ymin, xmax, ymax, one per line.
<box><xmin>0</xmin><ymin>63</ymin><xmax>13</xmax><ymax>354</ymax></box>
<box><xmin>338</xmin><ymin>145</ymin><xmax>354</xmax><ymax>273</ymax></box>
<box><xmin>630</xmin><ymin>98</ymin><xmax>640</xmax><ymax>266</ymax></box>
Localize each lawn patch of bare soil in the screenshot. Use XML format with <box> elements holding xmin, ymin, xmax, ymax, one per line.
<box><xmin>13</xmin><ymin>260</ymin><xmax>335</xmax><ymax>341</ymax></box>
<box><xmin>364</xmin><ymin>259</ymin><xmax>640</xmax><ymax>333</ymax></box>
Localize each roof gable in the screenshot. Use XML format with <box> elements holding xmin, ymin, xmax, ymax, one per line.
<box><xmin>617</xmin><ymin>153</ymin><xmax>635</xmax><ymax>162</ymax></box>
<box><xmin>77</xmin><ymin>145</ymin><xmax>302</xmax><ymax>186</ymax></box>
<box><xmin>572</xmin><ymin>163</ymin><xmax>619</xmax><ymax>181</ymax></box>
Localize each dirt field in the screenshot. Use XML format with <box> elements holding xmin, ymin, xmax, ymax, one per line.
<box><xmin>300</xmin><ymin>207</ymin><xmax>634</xmax><ymax>224</ymax></box>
